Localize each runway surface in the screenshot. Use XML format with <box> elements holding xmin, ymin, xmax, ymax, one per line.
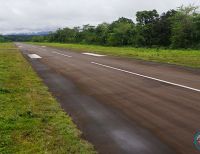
<box><xmin>17</xmin><ymin>43</ymin><xmax>200</xmax><ymax>154</ymax></box>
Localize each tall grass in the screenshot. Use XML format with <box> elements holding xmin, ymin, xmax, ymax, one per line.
<box><xmin>0</xmin><ymin>43</ymin><xmax>96</xmax><ymax>154</ymax></box>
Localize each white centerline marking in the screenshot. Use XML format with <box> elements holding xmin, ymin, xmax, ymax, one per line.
<box><xmin>52</xmin><ymin>51</ymin><xmax>72</xmax><ymax>58</ymax></box>
<box><xmin>83</xmin><ymin>53</ymin><xmax>105</xmax><ymax>57</ymax></box>
<box><xmin>28</xmin><ymin>54</ymin><xmax>42</xmax><ymax>59</ymax></box>
<box><xmin>91</xmin><ymin>62</ymin><xmax>200</xmax><ymax>92</ymax></box>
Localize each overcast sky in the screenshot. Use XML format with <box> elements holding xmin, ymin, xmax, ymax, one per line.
<box><xmin>0</xmin><ymin>0</ymin><xmax>199</xmax><ymax>34</ymax></box>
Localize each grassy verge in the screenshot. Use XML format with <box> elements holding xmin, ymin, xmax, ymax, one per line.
<box><xmin>30</xmin><ymin>42</ymin><xmax>200</xmax><ymax>68</ymax></box>
<box><xmin>0</xmin><ymin>43</ymin><xmax>96</xmax><ymax>154</ymax></box>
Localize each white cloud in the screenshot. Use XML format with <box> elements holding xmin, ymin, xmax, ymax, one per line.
<box><xmin>0</xmin><ymin>0</ymin><xmax>199</xmax><ymax>34</ymax></box>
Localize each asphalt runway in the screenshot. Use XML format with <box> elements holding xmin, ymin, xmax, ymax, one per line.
<box><xmin>17</xmin><ymin>43</ymin><xmax>200</xmax><ymax>154</ymax></box>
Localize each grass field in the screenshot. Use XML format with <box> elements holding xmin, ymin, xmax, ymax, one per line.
<box><xmin>0</xmin><ymin>43</ymin><xmax>96</xmax><ymax>154</ymax></box>
<box><xmin>30</xmin><ymin>42</ymin><xmax>200</xmax><ymax>68</ymax></box>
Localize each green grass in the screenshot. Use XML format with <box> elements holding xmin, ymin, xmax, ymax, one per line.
<box><xmin>30</xmin><ymin>42</ymin><xmax>200</xmax><ymax>68</ymax></box>
<box><xmin>0</xmin><ymin>43</ymin><xmax>96</xmax><ymax>154</ymax></box>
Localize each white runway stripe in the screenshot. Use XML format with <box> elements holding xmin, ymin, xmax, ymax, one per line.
<box><xmin>83</xmin><ymin>53</ymin><xmax>105</xmax><ymax>57</ymax></box>
<box><xmin>28</xmin><ymin>54</ymin><xmax>42</xmax><ymax>59</ymax></box>
<box><xmin>91</xmin><ymin>62</ymin><xmax>200</xmax><ymax>92</ymax></box>
<box><xmin>52</xmin><ymin>51</ymin><xmax>72</xmax><ymax>58</ymax></box>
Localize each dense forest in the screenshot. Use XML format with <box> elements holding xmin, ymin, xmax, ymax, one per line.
<box><xmin>0</xmin><ymin>35</ymin><xmax>34</xmax><ymax>42</ymax></box>
<box><xmin>32</xmin><ymin>5</ymin><xmax>200</xmax><ymax>49</ymax></box>
<box><xmin>0</xmin><ymin>35</ymin><xmax>9</xmax><ymax>42</ymax></box>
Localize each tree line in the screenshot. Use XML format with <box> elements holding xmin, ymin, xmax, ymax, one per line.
<box><xmin>33</xmin><ymin>5</ymin><xmax>200</xmax><ymax>49</ymax></box>
<box><xmin>0</xmin><ymin>35</ymin><xmax>9</xmax><ymax>42</ymax></box>
<box><xmin>0</xmin><ymin>35</ymin><xmax>36</xmax><ymax>42</ymax></box>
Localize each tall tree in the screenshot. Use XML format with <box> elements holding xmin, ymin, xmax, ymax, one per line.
<box><xmin>152</xmin><ymin>10</ymin><xmax>177</xmax><ymax>46</ymax></box>
<box><xmin>136</xmin><ymin>10</ymin><xmax>159</xmax><ymax>25</ymax></box>
<box><xmin>136</xmin><ymin>10</ymin><xmax>159</xmax><ymax>46</ymax></box>
<box><xmin>171</xmin><ymin>5</ymin><xmax>199</xmax><ymax>48</ymax></box>
<box><xmin>81</xmin><ymin>25</ymin><xmax>97</xmax><ymax>44</ymax></box>
<box><xmin>107</xmin><ymin>17</ymin><xmax>135</xmax><ymax>46</ymax></box>
<box><xmin>95</xmin><ymin>23</ymin><xmax>109</xmax><ymax>45</ymax></box>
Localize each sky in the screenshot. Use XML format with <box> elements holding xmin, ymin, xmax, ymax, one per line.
<box><xmin>0</xmin><ymin>0</ymin><xmax>199</xmax><ymax>34</ymax></box>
